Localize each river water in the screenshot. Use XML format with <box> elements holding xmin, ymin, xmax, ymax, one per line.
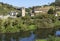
<box><xmin>0</xmin><ymin>30</ymin><xmax>60</xmax><ymax>41</ymax></box>
<box><xmin>0</xmin><ymin>31</ymin><xmax>36</xmax><ymax>41</ymax></box>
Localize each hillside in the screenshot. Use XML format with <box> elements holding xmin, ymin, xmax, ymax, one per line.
<box><xmin>0</xmin><ymin>2</ymin><xmax>19</xmax><ymax>15</ymax></box>
<box><xmin>55</xmin><ymin>0</ymin><xmax>60</xmax><ymax>6</ymax></box>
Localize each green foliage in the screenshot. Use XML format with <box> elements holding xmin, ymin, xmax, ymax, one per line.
<box><xmin>28</xmin><ymin>25</ymin><xmax>36</xmax><ymax>30</ymax></box>
<box><xmin>48</xmin><ymin>8</ymin><xmax>55</xmax><ymax>14</ymax></box>
<box><xmin>17</xmin><ymin>12</ymin><xmax>22</xmax><ymax>17</ymax></box>
<box><xmin>0</xmin><ymin>14</ymin><xmax>59</xmax><ymax>33</ymax></box>
<box><xmin>26</xmin><ymin>7</ymin><xmax>32</xmax><ymax>12</ymax></box>
<box><xmin>36</xmin><ymin>39</ymin><xmax>47</xmax><ymax>41</ymax></box>
<box><xmin>36</xmin><ymin>37</ymin><xmax>60</xmax><ymax>41</ymax></box>
<box><xmin>55</xmin><ymin>37</ymin><xmax>60</xmax><ymax>41</ymax></box>
<box><xmin>47</xmin><ymin>36</ymin><xmax>60</xmax><ymax>41</ymax></box>
<box><xmin>47</xmin><ymin>35</ymin><xmax>55</xmax><ymax>41</ymax></box>
<box><xmin>50</xmin><ymin>2</ymin><xmax>55</xmax><ymax>6</ymax></box>
<box><xmin>0</xmin><ymin>2</ymin><xmax>19</xmax><ymax>15</ymax></box>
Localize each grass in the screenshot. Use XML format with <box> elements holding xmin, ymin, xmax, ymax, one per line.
<box><xmin>55</xmin><ymin>37</ymin><xmax>60</xmax><ymax>41</ymax></box>
<box><xmin>36</xmin><ymin>39</ymin><xmax>47</xmax><ymax>41</ymax></box>
<box><xmin>36</xmin><ymin>37</ymin><xmax>60</xmax><ymax>41</ymax></box>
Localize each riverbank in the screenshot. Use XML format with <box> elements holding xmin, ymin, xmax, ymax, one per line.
<box><xmin>36</xmin><ymin>37</ymin><xmax>60</xmax><ymax>41</ymax></box>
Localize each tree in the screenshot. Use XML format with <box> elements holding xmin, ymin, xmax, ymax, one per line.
<box><xmin>17</xmin><ymin>12</ymin><xmax>21</xmax><ymax>17</ymax></box>
<box><xmin>55</xmin><ymin>0</ymin><xmax>60</xmax><ymax>6</ymax></box>
<box><xmin>50</xmin><ymin>2</ymin><xmax>55</xmax><ymax>6</ymax></box>
<box><xmin>48</xmin><ymin>8</ymin><xmax>55</xmax><ymax>14</ymax></box>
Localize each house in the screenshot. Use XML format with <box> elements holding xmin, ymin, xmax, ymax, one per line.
<box><xmin>9</xmin><ymin>11</ymin><xmax>18</xmax><ymax>16</ymax></box>
<box><xmin>32</xmin><ymin>6</ymin><xmax>51</xmax><ymax>15</ymax></box>
<box><xmin>56</xmin><ymin>6</ymin><xmax>60</xmax><ymax>16</ymax></box>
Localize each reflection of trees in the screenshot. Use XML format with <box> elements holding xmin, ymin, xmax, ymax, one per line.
<box><xmin>0</xmin><ymin>34</ymin><xmax>2</xmax><ymax>41</ymax></box>
<box><xmin>20</xmin><ymin>31</ymin><xmax>31</xmax><ymax>38</ymax></box>
<box><xmin>34</xmin><ymin>28</ymin><xmax>54</xmax><ymax>39</ymax></box>
<box><xmin>0</xmin><ymin>31</ymin><xmax>31</xmax><ymax>41</ymax></box>
<box><xmin>4</xmin><ymin>33</ymin><xmax>20</xmax><ymax>41</ymax></box>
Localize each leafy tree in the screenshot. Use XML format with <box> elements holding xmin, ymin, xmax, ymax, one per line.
<box><xmin>17</xmin><ymin>12</ymin><xmax>22</xmax><ymax>17</ymax></box>
<box><xmin>50</xmin><ymin>2</ymin><xmax>55</xmax><ymax>6</ymax></box>
<box><xmin>48</xmin><ymin>8</ymin><xmax>55</xmax><ymax>14</ymax></box>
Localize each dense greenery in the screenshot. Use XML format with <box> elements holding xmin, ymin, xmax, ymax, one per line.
<box><xmin>0</xmin><ymin>14</ymin><xmax>59</xmax><ymax>33</ymax></box>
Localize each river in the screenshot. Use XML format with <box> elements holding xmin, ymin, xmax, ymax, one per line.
<box><xmin>0</xmin><ymin>30</ymin><xmax>60</xmax><ymax>41</ymax></box>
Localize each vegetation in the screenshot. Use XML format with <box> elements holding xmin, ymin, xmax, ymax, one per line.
<box><xmin>0</xmin><ymin>2</ymin><xmax>20</xmax><ymax>15</ymax></box>
<box><xmin>36</xmin><ymin>36</ymin><xmax>60</xmax><ymax>41</ymax></box>
<box><xmin>55</xmin><ymin>0</ymin><xmax>60</xmax><ymax>6</ymax></box>
<box><xmin>0</xmin><ymin>2</ymin><xmax>60</xmax><ymax>41</ymax></box>
<box><xmin>0</xmin><ymin>14</ymin><xmax>59</xmax><ymax>33</ymax></box>
<box><xmin>48</xmin><ymin>8</ymin><xmax>55</xmax><ymax>14</ymax></box>
<box><xmin>36</xmin><ymin>39</ymin><xmax>47</xmax><ymax>41</ymax></box>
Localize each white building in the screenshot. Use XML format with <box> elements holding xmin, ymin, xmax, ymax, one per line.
<box><xmin>9</xmin><ymin>11</ymin><xmax>18</xmax><ymax>16</ymax></box>
<box><xmin>21</xmin><ymin>7</ymin><xmax>25</xmax><ymax>17</ymax></box>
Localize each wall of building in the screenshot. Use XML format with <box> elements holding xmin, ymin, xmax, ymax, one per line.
<box><xmin>21</xmin><ymin>7</ymin><xmax>25</xmax><ymax>17</ymax></box>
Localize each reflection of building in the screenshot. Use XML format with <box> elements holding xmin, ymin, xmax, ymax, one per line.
<box><xmin>32</xmin><ymin>6</ymin><xmax>51</xmax><ymax>15</ymax></box>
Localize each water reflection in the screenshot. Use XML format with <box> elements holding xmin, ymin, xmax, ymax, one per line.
<box><xmin>34</xmin><ymin>28</ymin><xmax>54</xmax><ymax>39</ymax></box>
<box><xmin>20</xmin><ymin>31</ymin><xmax>35</xmax><ymax>41</ymax></box>
<box><xmin>0</xmin><ymin>31</ymin><xmax>36</xmax><ymax>41</ymax></box>
<box><xmin>2</xmin><ymin>34</ymin><xmax>5</xmax><ymax>41</ymax></box>
<box><xmin>56</xmin><ymin>30</ymin><xmax>60</xmax><ymax>36</ymax></box>
<box><xmin>0</xmin><ymin>29</ymin><xmax>58</xmax><ymax>41</ymax></box>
